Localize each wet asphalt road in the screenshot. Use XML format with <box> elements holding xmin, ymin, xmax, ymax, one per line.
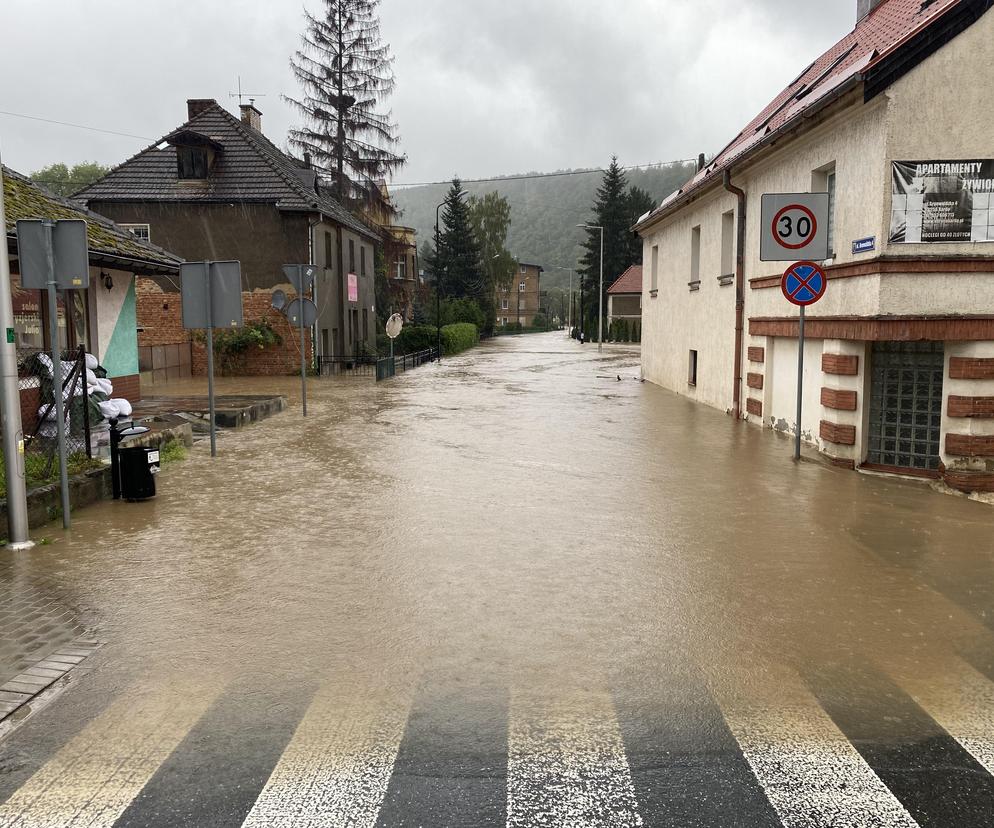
<box><xmin>1</xmin><ymin>332</ymin><xmax>994</xmax><ymax>826</ymax></box>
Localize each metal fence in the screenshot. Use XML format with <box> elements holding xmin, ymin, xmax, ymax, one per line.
<box><xmin>317</xmin><ymin>356</ymin><xmax>378</xmax><ymax>379</ymax></box>
<box><xmin>18</xmin><ymin>345</ymin><xmax>93</xmax><ymax>480</ymax></box>
<box><xmin>375</xmin><ymin>348</ymin><xmax>439</xmax><ymax>382</ymax></box>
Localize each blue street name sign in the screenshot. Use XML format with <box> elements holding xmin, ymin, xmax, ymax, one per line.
<box><xmin>852</xmin><ymin>236</ymin><xmax>876</xmax><ymax>254</ymax></box>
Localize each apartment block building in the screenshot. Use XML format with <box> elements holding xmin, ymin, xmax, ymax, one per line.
<box><xmin>497</xmin><ymin>263</ymin><xmax>544</xmax><ymax>328</ymax></box>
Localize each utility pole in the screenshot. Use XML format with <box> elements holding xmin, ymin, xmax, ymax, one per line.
<box><xmin>577</xmin><ymin>224</ymin><xmax>605</xmax><ymax>351</ymax></box>
<box><xmin>434</xmin><ymin>200</ymin><xmax>445</xmax><ymax>361</ymax></box>
<box><xmin>0</xmin><ymin>158</ymin><xmax>32</xmax><ymax>548</ymax></box>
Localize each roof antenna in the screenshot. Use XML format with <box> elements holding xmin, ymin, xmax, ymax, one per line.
<box><xmin>228</xmin><ymin>76</ymin><xmax>266</xmax><ymax>106</ymax></box>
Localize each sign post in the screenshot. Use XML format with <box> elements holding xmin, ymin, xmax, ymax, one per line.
<box><xmin>781</xmin><ymin>261</ymin><xmax>827</xmax><ymax>460</ymax></box>
<box><xmin>385</xmin><ymin>313</ymin><xmax>403</xmax><ymax>361</ymax></box>
<box><xmin>17</xmin><ymin>218</ymin><xmax>89</xmax><ymax>530</ymax></box>
<box><xmin>181</xmin><ymin>261</ymin><xmax>243</xmax><ymax>457</ymax></box>
<box><xmin>282</xmin><ymin>265</ymin><xmax>317</xmax><ymax>418</ymax></box>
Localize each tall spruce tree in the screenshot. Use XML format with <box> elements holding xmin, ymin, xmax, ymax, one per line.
<box><xmin>286</xmin><ymin>0</ymin><xmax>405</xmax><ymax>208</ymax></box>
<box><xmin>433</xmin><ymin>178</ymin><xmax>483</xmax><ymax>303</ymax></box>
<box><xmin>579</xmin><ymin>158</ymin><xmax>656</xmax><ymax>336</ymax></box>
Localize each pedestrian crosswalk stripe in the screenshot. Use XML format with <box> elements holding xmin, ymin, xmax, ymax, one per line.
<box><xmin>240</xmin><ymin>681</ymin><xmax>409</xmax><ymax>828</ymax></box>
<box><xmin>0</xmin><ymin>679</ymin><xmax>219</xmax><ymax>828</ymax></box>
<box><xmin>888</xmin><ymin>655</ymin><xmax>994</xmax><ymax>778</ymax></box>
<box><xmin>507</xmin><ymin>690</ymin><xmax>644</xmax><ymax>827</ymax></box>
<box><xmin>713</xmin><ymin>668</ymin><xmax>921</xmax><ymax>828</ymax></box>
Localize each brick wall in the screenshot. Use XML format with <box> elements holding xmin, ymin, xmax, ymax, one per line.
<box><xmin>137</xmin><ymin>279</ymin><xmax>191</xmax><ymax>348</ymax></box>
<box><xmin>822</xmin><ymin>354</ymin><xmax>860</xmax><ymax>376</ymax></box>
<box><xmin>139</xmin><ymin>280</ymin><xmax>312</xmax><ymax>377</ymax></box>
<box><xmin>949</xmin><ymin>357</ymin><xmax>994</xmax><ymax>380</ymax></box>
<box><xmin>191</xmin><ymin>291</ymin><xmax>312</xmax><ymax>377</ymax></box>
<box><xmin>820</xmin><ymin>420</ymin><xmax>857</xmax><ymax>446</ymax></box>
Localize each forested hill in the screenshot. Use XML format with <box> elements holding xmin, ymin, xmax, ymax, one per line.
<box><xmin>391</xmin><ymin>162</ymin><xmax>696</xmax><ymax>290</ymax></box>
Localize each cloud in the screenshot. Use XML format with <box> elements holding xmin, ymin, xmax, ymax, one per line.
<box><xmin>0</xmin><ymin>0</ymin><xmax>857</xmax><ymax>182</ymax></box>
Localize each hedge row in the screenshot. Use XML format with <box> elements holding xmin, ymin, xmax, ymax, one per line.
<box><xmin>378</xmin><ymin>323</ymin><xmax>481</xmax><ymax>357</ymax></box>
<box><xmin>441</xmin><ymin>323</ymin><xmax>479</xmax><ymax>355</ymax></box>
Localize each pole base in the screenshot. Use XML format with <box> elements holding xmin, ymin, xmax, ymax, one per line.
<box><xmin>5</xmin><ymin>540</ymin><xmax>36</xmax><ymax>551</ymax></box>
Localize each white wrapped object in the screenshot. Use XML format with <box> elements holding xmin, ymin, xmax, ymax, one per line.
<box><xmin>94</xmin><ymin>378</ymin><xmax>113</xmax><ymax>396</ymax></box>
<box><xmin>111</xmin><ymin>398</ymin><xmax>133</xmax><ymax>417</ymax></box>
<box><xmin>85</xmin><ymin>353</ymin><xmax>99</xmax><ymax>370</ymax></box>
<box><xmin>98</xmin><ymin>400</ymin><xmax>119</xmax><ymax>420</ymax></box>
<box><xmin>86</xmin><ymin>368</ymin><xmax>98</xmax><ymax>386</ymax></box>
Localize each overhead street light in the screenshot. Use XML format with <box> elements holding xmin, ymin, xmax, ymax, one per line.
<box><xmin>577</xmin><ymin>224</ymin><xmax>605</xmax><ymax>352</ymax></box>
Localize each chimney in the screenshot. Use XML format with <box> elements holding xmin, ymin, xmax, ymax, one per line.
<box><xmin>857</xmin><ymin>0</ymin><xmax>885</xmax><ymax>22</ymax></box>
<box><xmin>697</xmin><ymin>153</ymin><xmax>707</xmax><ymax>173</ymax></box>
<box><xmin>239</xmin><ymin>101</ymin><xmax>263</xmax><ymax>132</ymax></box>
<box><xmin>187</xmin><ymin>98</ymin><xmax>217</xmax><ymax>120</ymax></box>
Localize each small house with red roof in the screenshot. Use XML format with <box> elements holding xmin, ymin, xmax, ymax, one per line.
<box><xmin>607</xmin><ymin>265</ymin><xmax>643</xmax><ymax>329</ymax></box>
<box><xmin>636</xmin><ymin>0</ymin><xmax>994</xmax><ymax>494</ymax></box>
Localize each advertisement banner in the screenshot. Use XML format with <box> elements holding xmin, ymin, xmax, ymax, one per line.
<box><xmin>890</xmin><ymin>160</ymin><xmax>994</xmax><ymax>244</ymax></box>
<box><xmin>347</xmin><ymin>273</ymin><xmax>358</xmax><ymax>303</ymax></box>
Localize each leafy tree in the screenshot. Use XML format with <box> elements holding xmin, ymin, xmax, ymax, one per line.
<box><xmin>439</xmin><ymin>297</ymin><xmax>485</xmax><ymax>329</ymax></box>
<box><xmin>373</xmin><ymin>244</ymin><xmax>391</xmax><ymax>324</ymax></box>
<box><xmin>286</xmin><ymin>0</ymin><xmax>405</xmax><ymax>207</ymax></box>
<box><xmin>468</xmin><ymin>191</ymin><xmax>515</xmax><ymax>335</ymax></box>
<box><xmin>30</xmin><ymin>162</ymin><xmax>110</xmax><ymax>197</ymax></box>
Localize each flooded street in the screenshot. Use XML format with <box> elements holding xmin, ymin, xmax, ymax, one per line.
<box><xmin>2</xmin><ymin>331</ymin><xmax>994</xmax><ymax>827</ymax></box>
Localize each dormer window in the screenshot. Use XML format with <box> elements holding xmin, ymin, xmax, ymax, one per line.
<box><xmin>177</xmin><ymin>146</ymin><xmax>209</xmax><ymax>179</ymax></box>
<box><xmin>166</xmin><ymin>129</ymin><xmax>223</xmax><ymax>181</ymax></box>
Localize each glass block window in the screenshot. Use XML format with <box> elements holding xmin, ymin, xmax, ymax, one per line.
<box><xmin>867</xmin><ymin>341</ymin><xmax>944</xmax><ymax>471</ymax></box>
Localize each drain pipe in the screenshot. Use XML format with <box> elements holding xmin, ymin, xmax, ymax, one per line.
<box><xmin>723</xmin><ymin>169</ymin><xmax>747</xmax><ymax>420</ymax></box>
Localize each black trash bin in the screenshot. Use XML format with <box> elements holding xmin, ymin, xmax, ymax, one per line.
<box><xmin>119</xmin><ymin>446</ymin><xmax>159</xmax><ymax>501</ymax></box>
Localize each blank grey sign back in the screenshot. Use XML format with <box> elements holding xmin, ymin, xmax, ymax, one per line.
<box><xmin>180</xmin><ymin>261</ymin><xmax>244</xmax><ymax>329</ymax></box>
<box><xmin>15</xmin><ymin>219</ymin><xmax>90</xmax><ymax>290</ymax></box>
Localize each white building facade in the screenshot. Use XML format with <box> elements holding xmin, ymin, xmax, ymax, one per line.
<box><xmin>637</xmin><ymin>0</ymin><xmax>994</xmax><ymax>495</ymax></box>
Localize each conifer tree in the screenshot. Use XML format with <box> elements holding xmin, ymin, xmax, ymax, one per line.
<box><xmin>433</xmin><ymin>179</ymin><xmax>483</xmax><ymax>303</ymax></box>
<box><xmin>286</xmin><ymin>0</ymin><xmax>405</xmax><ymax>208</ymax></box>
<box><xmin>579</xmin><ymin>158</ymin><xmax>656</xmax><ymax>335</ymax></box>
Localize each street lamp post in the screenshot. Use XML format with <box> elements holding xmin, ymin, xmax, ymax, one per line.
<box><xmin>435</xmin><ymin>200</ymin><xmax>445</xmax><ymax>361</ymax></box>
<box><xmin>577</xmin><ymin>224</ymin><xmax>604</xmax><ymax>352</ymax></box>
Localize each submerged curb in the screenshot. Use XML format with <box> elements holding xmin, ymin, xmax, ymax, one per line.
<box><xmin>0</xmin><ymin>638</ymin><xmax>102</xmax><ymax>722</ymax></box>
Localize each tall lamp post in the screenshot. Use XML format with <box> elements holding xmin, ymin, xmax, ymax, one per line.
<box><xmin>434</xmin><ymin>200</ymin><xmax>445</xmax><ymax>360</ymax></box>
<box><xmin>577</xmin><ymin>224</ymin><xmax>604</xmax><ymax>352</ymax></box>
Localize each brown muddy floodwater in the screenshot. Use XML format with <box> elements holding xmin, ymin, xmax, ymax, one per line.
<box><xmin>1</xmin><ymin>332</ymin><xmax>993</xmax><ymax>826</ymax></box>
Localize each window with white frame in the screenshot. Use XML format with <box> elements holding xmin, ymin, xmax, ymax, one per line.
<box><xmin>720</xmin><ymin>211</ymin><xmax>735</xmax><ymax>277</ymax></box>
<box><xmin>651</xmin><ymin>245</ymin><xmax>659</xmax><ymax>293</ymax></box>
<box><xmin>121</xmin><ymin>224</ymin><xmax>151</xmax><ymax>243</ymax></box>
<box><xmin>690</xmin><ymin>226</ymin><xmax>701</xmax><ymax>283</ymax></box>
<box><xmin>394</xmin><ymin>255</ymin><xmax>407</xmax><ymax>280</ymax></box>
<box><xmin>519</xmin><ymin>282</ymin><xmax>526</xmax><ymax>292</ymax></box>
<box><xmin>501</xmin><ymin>299</ymin><xmax>509</xmax><ymax>310</ymax></box>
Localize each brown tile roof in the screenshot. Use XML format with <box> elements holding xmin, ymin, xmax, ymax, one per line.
<box><xmin>75</xmin><ymin>101</ymin><xmax>379</xmax><ymax>241</ymax></box>
<box><xmin>638</xmin><ymin>0</ymin><xmax>986</xmax><ymax>229</ymax></box>
<box><xmin>3</xmin><ymin>166</ymin><xmax>181</xmax><ymax>274</ymax></box>
<box><xmin>608</xmin><ymin>265</ymin><xmax>643</xmax><ymax>295</ymax></box>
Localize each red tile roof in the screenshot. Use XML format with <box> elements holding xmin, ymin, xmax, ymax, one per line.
<box><xmin>608</xmin><ymin>265</ymin><xmax>643</xmax><ymax>295</ymax></box>
<box><xmin>637</xmin><ymin>0</ymin><xmax>971</xmax><ymax>229</ymax></box>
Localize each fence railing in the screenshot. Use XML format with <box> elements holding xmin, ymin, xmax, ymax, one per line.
<box><xmin>375</xmin><ymin>348</ymin><xmax>439</xmax><ymax>382</ymax></box>
<box><xmin>18</xmin><ymin>345</ymin><xmax>93</xmax><ymax>479</ymax></box>
<box><xmin>317</xmin><ymin>356</ymin><xmax>378</xmax><ymax>379</ymax></box>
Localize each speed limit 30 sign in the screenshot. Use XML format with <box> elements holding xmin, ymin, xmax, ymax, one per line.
<box><xmin>760</xmin><ymin>193</ymin><xmax>830</xmax><ymax>262</ymax></box>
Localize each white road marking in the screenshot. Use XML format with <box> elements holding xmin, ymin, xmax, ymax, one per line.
<box><xmin>0</xmin><ymin>679</ymin><xmax>219</xmax><ymax>828</ymax></box>
<box><xmin>507</xmin><ymin>689</ymin><xmax>644</xmax><ymax>828</ymax></box>
<box><xmin>890</xmin><ymin>655</ymin><xmax>994</xmax><ymax>776</ymax></box>
<box><xmin>713</xmin><ymin>667</ymin><xmax>920</xmax><ymax>828</ymax></box>
<box><xmin>240</xmin><ymin>681</ymin><xmax>410</xmax><ymax>828</ymax></box>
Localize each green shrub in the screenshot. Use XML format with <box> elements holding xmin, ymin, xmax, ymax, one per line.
<box><xmin>394</xmin><ymin>325</ymin><xmax>440</xmax><ymax>356</ymax></box>
<box><xmin>441</xmin><ymin>323</ymin><xmax>479</xmax><ymax>355</ymax></box>
<box><xmin>531</xmin><ymin>312</ymin><xmax>550</xmax><ymax>332</ymax></box>
<box><xmin>439</xmin><ymin>298</ymin><xmax>486</xmax><ymax>329</ymax></box>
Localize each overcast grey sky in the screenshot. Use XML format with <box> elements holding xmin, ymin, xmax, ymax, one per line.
<box><xmin>0</xmin><ymin>0</ymin><xmax>855</xmax><ymax>183</ymax></box>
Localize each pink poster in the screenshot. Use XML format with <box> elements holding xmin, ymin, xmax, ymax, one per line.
<box><xmin>347</xmin><ymin>273</ymin><xmax>358</xmax><ymax>303</ymax></box>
